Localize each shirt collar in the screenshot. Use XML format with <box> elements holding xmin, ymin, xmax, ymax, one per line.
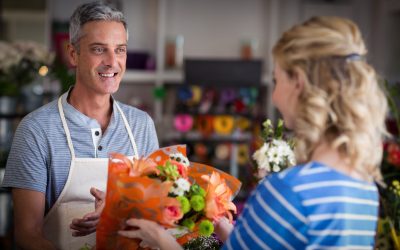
<box><xmin>60</xmin><ymin>88</ymin><xmax>119</xmax><ymax>130</ymax></box>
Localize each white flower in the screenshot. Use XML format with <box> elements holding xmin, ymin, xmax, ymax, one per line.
<box><xmin>169</xmin><ymin>153</ymin><xmax>190</xmax><ymax>167</ymax></box>
<box><xmin>252</xmin><ymin>143</ymin><xmax>271</xmax><ymax>172</ymax></box>
<box><xmin>170</xmin><ymin>178</ymin><xmax>191</xmax><ymax>196</ymax></box>
<box><xmin>272</xmin><ymin>164</ymin><xmax>281</xmax><ymax>172</ymax></box>
<box><xmin>12</xmin><ymin>40</ymin><xmax>55</xmax><ymax>66</ymax></box>
<box><xmin>0</xmin><ymin>41</ymin><xmax>22</xmax><ymax>72</ymax></box>
<box><xmin>253</xmin><ymin>139</ymin><xmax>296</xmax><ymax>179</ymax></box>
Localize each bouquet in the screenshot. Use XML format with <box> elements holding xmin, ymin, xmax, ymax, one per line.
<box><xmin>252</xmin><ymin>119</ymin><xmax>295</xmax><ymax>181</ymax></box>
<box><xmin>96</xmin><ymin>145</ymin><xmax>241</xmax><ymax>249</ymax></box>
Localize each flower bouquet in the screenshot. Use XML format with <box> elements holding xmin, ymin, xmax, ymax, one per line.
<box><xmin>252</xmin><ymin>119</ymin><xmax>295</xmax><ymax>181</ymax></box>
<box><xmin>96</xmin><ymin>145</ymin><xmax>241</xmax><ymax>250</ymax></box>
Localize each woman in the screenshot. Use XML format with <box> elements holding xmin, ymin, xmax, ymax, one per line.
<box><xmin>118</xmin><ymin>16</ymin><xmax>388</xmax><ymax>249</ymax></box>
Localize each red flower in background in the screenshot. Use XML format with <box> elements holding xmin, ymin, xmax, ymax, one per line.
<box><xmin>387</xmin><ymin>142</ymin><xmax>400</xmax><ymax>168</ymax></box>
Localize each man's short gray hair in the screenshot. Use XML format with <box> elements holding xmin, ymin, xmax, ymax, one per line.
<box><xmin>69</xmin><ymin>1</ymin><xmax>128</xmax><ymax>47</ymax></box>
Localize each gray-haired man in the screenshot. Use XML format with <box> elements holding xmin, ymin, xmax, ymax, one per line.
<box><xmin>2</xmin><ymin>1</ymin><xmax>159</xmax><ymax>249</ymax></box>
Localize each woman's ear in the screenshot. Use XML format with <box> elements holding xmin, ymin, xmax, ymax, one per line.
<box><xmin>292</xmin><ymin>67</ymin><xmax>305</xmax><ymax>94</ymax></box>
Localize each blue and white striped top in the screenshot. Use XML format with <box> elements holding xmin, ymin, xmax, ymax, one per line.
<box><xmin>224</xmin><ymin>162</ymin><xmax>378</xmax><ymax>250</ymax></box>
<box><xmin>1</xmin><ymin>91</ymin><xmax>159</xmax><ymax>214</ymax></box>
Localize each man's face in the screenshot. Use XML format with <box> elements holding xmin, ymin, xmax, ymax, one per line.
<box><xmin>69</xmin><ymin>20</ymin><xmax>127</xmax><ymax>95</ymax></box>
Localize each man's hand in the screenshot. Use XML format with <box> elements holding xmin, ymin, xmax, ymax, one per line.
<box><xmin>70</xmin><ymin>187</ymin><xmax>105</xmax><ymax>237</ymax></box>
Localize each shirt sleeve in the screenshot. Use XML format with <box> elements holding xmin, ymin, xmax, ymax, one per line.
<box><xmin>223</xmin><ymin>174</ymin><xmax>308</xmax><ymax>250</ymax></box>
<box><xmin>1</xmin><ymin>116</ymin><xmax>48</xmax><ymax>194</ymax></box>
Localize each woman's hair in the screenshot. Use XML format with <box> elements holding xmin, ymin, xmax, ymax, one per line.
<box><xmin>69</xmin><ymin>1</ymin><xmax>128</xmax><ymax>49</ymax></box>
<box><xmin>272</xmin><ymin>16</ymin><xmax>387</xmax><ymax>182</ymax></box>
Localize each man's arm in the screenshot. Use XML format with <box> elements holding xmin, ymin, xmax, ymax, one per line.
<box><xmin>12</xmin><ymin>188</ymin><xmax>56</xmax><ymax>250</ymax></box>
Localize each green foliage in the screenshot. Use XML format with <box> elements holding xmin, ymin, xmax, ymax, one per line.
<box><xmin>50</xmin><ymin>59</ymin><xmax>75</xmax><ymax>93</ymax></box>
<box><xmin>383</xmin><ymin>80</ymin><xmax>400</xmax><ymax>143</ymax></box>
<box><xmin>261</xmin><ymin>118</ymin><xmax>294</xmax><ymax>147</ymax></box>
<box><xmin>157</xmin><ymin>160</ymin><xmax>180</xmax><ymax>181</ymax></box>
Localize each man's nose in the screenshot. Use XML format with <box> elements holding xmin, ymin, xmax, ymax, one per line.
<box><xmin>103</xmin><ymin>51</ymin><xmax>117</xmax><ymax>67</ymax></box>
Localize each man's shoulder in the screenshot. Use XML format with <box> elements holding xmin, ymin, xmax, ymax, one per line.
<box><xmin>19</xmin><ymin>99</ymin><xmax>60</xmax><ymax>129</ymax></box>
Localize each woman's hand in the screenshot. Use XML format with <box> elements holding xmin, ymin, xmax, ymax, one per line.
<box><xmin>118</xmin><ymin>219</ymin><xmax>182</xmax><ymax>250</ymax></box>
<box><xmin>214</xmin><ymin>217</ymin><xmax>234</xmax><ymax>242</ymax></box>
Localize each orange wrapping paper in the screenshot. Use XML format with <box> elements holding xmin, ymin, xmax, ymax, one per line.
<box><xmin>96</xmin><ymin>145</ymin><xmax>241</xmax><ymax>249</ymax></box>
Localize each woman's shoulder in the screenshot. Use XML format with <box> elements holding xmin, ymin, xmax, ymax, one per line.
<box><xmin>267</xmin><ymin>161</ymin><xmax>365</xmax><ymax>192</ymax></box>
<box><xmin>274</xmin><ymin>161</ymin><xmax>377</xmax><ymax>192</ymax></box>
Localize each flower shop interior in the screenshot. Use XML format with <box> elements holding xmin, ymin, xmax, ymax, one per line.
<box><xmin>0</xmin><ymin>0</ymin><xmax>399</xmax><ymax>249</ymax></box>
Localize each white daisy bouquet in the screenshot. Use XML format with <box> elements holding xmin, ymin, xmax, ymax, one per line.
<box><xmin>252</xmin><ymin>119</ymin><xmax>296</xmax><ymax>181</ymax></box>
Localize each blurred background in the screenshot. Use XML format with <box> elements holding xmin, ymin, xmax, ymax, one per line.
<box><xmin>0</xmin><ymin>0</ymin><xmax>399</xmax><ymax>248</ymax></box>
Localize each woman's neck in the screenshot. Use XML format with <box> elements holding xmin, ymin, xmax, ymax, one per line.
<box><xmin>310</xmin><ymin>141</ymin><xmax>365</xmax><ymax>181</ymax></box>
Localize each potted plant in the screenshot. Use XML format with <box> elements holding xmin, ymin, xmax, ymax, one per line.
<box><xmin>0</xmin><ymin>40</ymin><xmax>55</xmax><ymax>113</ymax></box>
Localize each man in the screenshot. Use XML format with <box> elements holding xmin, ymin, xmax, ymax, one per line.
<box><xmin>1</xmin><ymin>2</ymin><xmax>159</xmax><ymax>249</ymax></box>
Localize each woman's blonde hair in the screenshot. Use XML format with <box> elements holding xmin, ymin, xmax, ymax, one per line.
<box><xmin>273</xmin><ymin>16</ymin><xmax>387</xmax><ymax>182</ymax></box>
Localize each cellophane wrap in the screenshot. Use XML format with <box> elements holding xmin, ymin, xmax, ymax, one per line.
<box><xmin>96</xmin><ymin>145</ymin><xmax>241</xmax><ymax>249</ymax></box>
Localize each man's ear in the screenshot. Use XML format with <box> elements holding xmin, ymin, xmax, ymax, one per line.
<box><xmin>66</xmin><ymin>43</ymin><xmax>78</xmax><ymax>67</ymax></box>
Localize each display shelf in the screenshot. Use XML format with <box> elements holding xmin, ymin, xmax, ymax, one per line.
<box><xmin>122</xmin><ymin>69</ymin><xmax>183</xmax><ymax>84</ymax></box>
<box><xmin>123</xmin><ymin>69</ymin><xmax>271</xmax><ymax>86</ymax></box>
<box><xmin>122</xmin><ymin>70</ymin><xmax>157</xmax><ymax>83</ymax></box>
<box><xmin>162</xmin><ymin>131</ymin><xmax>253</xmax><ymax>143</ymax></box>
<box><xmin>122</xmin><ymin>70</ymin><xmax>183</xmax><ymax>83</ymax></box>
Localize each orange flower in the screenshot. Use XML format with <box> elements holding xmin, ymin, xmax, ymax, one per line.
<box><xmin>130</xmin><ymin>158</ymin><xmax>159</xmax><ymax>177</ymax></box>
<box><xmin>202</xmin><ymin>172</ymin><xmax>237</xmax><ymax>222</ymax></box>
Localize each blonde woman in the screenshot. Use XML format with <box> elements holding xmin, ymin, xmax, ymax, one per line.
<box><xmin>118</xmin><ymin>16</ymin><xmax>387</xmax><ymax>249</ymax></box>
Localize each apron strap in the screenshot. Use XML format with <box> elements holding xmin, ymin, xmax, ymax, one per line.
<box><xmin>115</xmin><ymin>102</ymin><xmax>139</xmax><ymax>159</ymax></box>
<box><xmin>58</xmin><ymin>97</ymin><xmax>76</xmax><ymax>159</ymax></box>
<box><xmin>58</xmin><ymin>96</ymin><xmax>140</xmax><ymax>160</ymax></box>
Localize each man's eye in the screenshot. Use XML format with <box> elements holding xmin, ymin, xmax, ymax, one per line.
<box><xmin>273</xmin><ymin>78</ymin><xmax>277</xmax><ymax>86</ymax></box>
<box><xmin>116</xmin><ymin>47</ymin><xmax>127</xmax><ymax>54</ymax></box>
<box><xmin>92</xmin><ymin>47</ymin><xmax>105</xmax><ymax>54</ymax></box>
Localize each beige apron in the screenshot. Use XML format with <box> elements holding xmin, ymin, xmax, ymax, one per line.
<box><xmin>43</xmin><ymin>97</ymin><xmax>139</xmax><ymax>249</ymax></box>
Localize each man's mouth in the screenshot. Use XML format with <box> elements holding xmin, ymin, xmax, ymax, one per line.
<box><xmin>99</xmin><ymin>72</ymin><xmax>117</xmax><ymax>78</ymax></box>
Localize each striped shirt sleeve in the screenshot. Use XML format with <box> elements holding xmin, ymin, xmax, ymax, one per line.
<box><xmin>223</xmin><ymin>174</ymin><xmax>308</xmax><ymax>250</ymax></box>
<box><xmin>2</xmin><ymin>115</ymin><xmax>49</xmax><ymax>193</ymax></box>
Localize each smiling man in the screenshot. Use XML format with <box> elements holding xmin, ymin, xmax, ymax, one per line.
<box><xmin>1</xmin><ymin>2</ymin><xmax>159</xmax><ymax>249</ymax></box>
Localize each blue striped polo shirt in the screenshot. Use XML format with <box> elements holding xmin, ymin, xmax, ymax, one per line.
<box><xmin>224</xmin><ymin>162</ymin><xmax>378</xmax><ymax>250</ymax></box>
<box><xmin>1</xmin><ymin>91</ymin><xmax>159</xmax><ymax>214</ymax></box>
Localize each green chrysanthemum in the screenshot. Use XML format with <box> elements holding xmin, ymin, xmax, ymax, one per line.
<box><xmin>176</xmin><ymin>196</ymin><xmax>191</xmax><ymax>214</ymax></box>
<box><xmin>182</xmin><ymin>218</ymin><xmax>195</xmax><ymax>231</ymax></box>
<box><xmin>190</xmin><ymin>184</ymin><xmax>206</xmax><ymax>197</ymax></box>
<box><xmin>190</xmin><ymin>195</ymin><xmax>205</xmax><ymax>211</ymax></box>
<box><xmin>199</xmin><ymin>220</ymin><xmax>214</xmax><ymax>236</ymax></box>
